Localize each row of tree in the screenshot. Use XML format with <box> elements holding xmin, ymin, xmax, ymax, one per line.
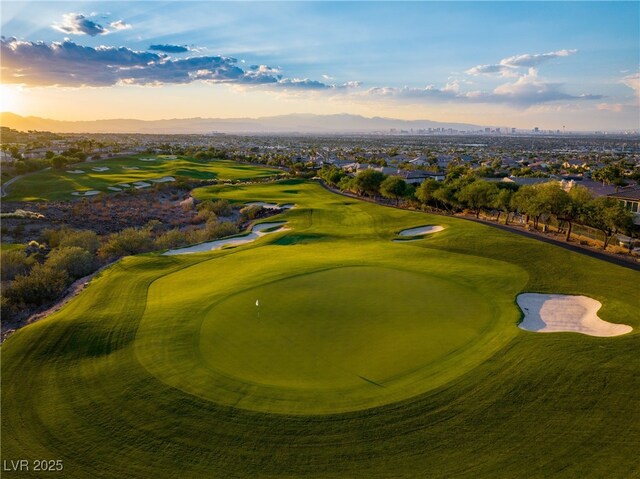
<box><xmin>318</xmin><ymin>165</ymin><xmax>637</xmax><ymax>249</ymax></box>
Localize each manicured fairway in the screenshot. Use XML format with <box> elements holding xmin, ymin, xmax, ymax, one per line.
<box><xmin>3</xmin><ymin>156</ymin><xmax>281</xmax><ymax>201</ymax></box>
<box><xmin>2</xmin><ymin>179</ymin><xmax>639</xmax><ymax>478</ymax></box>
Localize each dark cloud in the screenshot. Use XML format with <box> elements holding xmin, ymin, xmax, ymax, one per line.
<box><xmin>52</xmin><ymin>13</ymin><xmax>108</xmax><ymax>37</ymax></box>
<box><xmin>149</xmin><ymin>44</ymin><xmax>190</xmax><ymax>53</ymax></box>
<box><xmin>0</xmin><ymin>38</ymin><xmax>350</xmax><ymax>91</ymax></box>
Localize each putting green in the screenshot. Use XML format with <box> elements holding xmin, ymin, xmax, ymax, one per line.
<box><xmin>201</xmin><ymin>266</ymin><xmax>488</xmax><ymax>390</ymax></box>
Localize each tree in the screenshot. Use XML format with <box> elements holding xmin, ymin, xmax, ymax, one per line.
<box><xmin>380</xmin><ymin>176</ymin><xmax>408</xmax><ymax>205</ymax></box>
<box><xmin>318</xmin><ymin>166</ymin><xmax>346</xmax><ymax>186</ymax></box>
<box><xmin>457</xmin><ymin>180</ymin><xmax>499</xmax><ymax>218</ymax></box>
<box><xmin>536</xmin><ymin>183</ymin><xmax>571</xmax><ymax>232</ymax></box>
<box><xmin>352</xmin><ymin>169</ymin><xmax>386</xmax><ymax>197</ymax></box>
<box><xmin>512</xmin><ymin>185</ymin><xmax>545</xmax><ymax>229</ymax></box>
<box><xmin>559</xmin><ymin>186</ymin><xmax>593</xmax><ymax>241</ymax></box>
<box><xmin>493</xmin><ymin>188</ymin><xmax>514</xmax><ymax>224</ymax></box>
<box><xmin>585</xmin><ymin>197</ymin><xmax>635</xmax><ymax>250</ymax></box>
<box><xmin>51</xmin><ymin>155</ymin><xmax>68</xmax><ymax>170</ymax></box>
<box><xmin>415</xmin><ymin>179</ymin><xmax>442</xmax><ymax>208</ymax></box>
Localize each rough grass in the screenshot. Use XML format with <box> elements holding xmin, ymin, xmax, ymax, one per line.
<box><xmin>2</xmin><ymin>179</ymin><xmax>639</xmax><ymax>478</ymax></box>
<box><xmin>4</xmin><ymin>156</ymin><xmax>282</xmax><ymax>201</ymax></box>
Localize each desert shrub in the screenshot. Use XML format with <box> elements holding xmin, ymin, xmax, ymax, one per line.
<box><xmin>155</xmin><ymin>229</ymin><xmax>189</xmax><ymax>250</ymax></box>
<box><xmin>198</xmin><ymin>199</ymin><xmax>233</xmax><ymax>217</ymax></box>
<box><xmin>0</xmin><ymin>209</ymin><xmax>45</xmax><ymax>220</ymax></box>
<box><xmin>42</xmin><ymin>228</ymin><xmax>101</xmax><ymax>254</ymax></box>
<box><xmin>6</xmin><ymin>264</ymin><xmax>69</xmax><ymax>306</ymax></box>
<box><xmin>1</xmin><ymin>249</ymin><xmax>35</xmax><ymax>281</ymax></box>
<box><xmin>239</xmin><ymin>205</ymin><xmax>264</xmax><ymax>221</ymax></box>
<box><xmin>193</xmin><ymin>209</ymin><xmax>217</xmax><ymax>224</ymax></box>
<box><xmin>204</xmin><ymin>220</ymin><xmax>239</xmax><ymax>240</ymax></box>
<box><xmin>98</xmin><ymin>227</ymin><xmax>155</xmax><ymax>259</ymax></box>
<box><xmin>0</xmin><ymin>295</ymin><xmax>12</xmax><ymax>321</ymax></box>
<box><xmin>46</xmin><ymin>246</ymin><xmax>97</xmax><ymax>279</ymax></box>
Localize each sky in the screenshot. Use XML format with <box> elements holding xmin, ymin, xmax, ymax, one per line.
<box><xmin>1</xmin><ymin>1</ymin><xmax>639</xmax><ymax>130</ymax></box>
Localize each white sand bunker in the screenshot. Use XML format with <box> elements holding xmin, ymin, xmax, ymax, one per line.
<box><xmin>245</xmin><ymin>201</ymin><xmax>295</xmax><ymax>210</ymax></box>
<box><xmin>133</xmin><ymin>181</ymin><xmax>152</xmax><ymax>188</ymax></box>
<box><xmin>92</xmin><ymin>167</ymin><xmax>110</xmax><ymax>172</ymax></box>
<box><xmin>107</xmin><ymin>186</ymin><xmax>122</xmax><ymax>191</ymax></box>
<box><xmin>163</xmin><ymin>222</ymin><xmax>287</xmax><ymax>256</ymax></box>
<box><xmin>118</xmin><ymin>183</ymin><xmax>131</xmax><ymax>188</ymax></box>
<box><xmin>122</xmin><ymin>166</ymin><xmax>140</xmax><ymax>170</ymax></box>
<box><xmin>151</xmin><ymin>176</ymin><xmax>176</xmax><ymax>183</ymax></box>
<box><xmin>67</xmin><ymin>169</ymin><xmax>84</xmax><ymax>174</ymax></box>
<box><xmin>72</xmin><ymin>190</ymin><xmax>100</xmax><ymax>197</ymax></box>
<box><xmin>517</xmin><ymin>293</ymin><xmax>632</xmax><ymax>337</ymax></box>
<box><xmin>139</xmin><ymin>158</ymin><xmax>156</xmax><ymax>162</ymax></box>
<box><xmin>394</xmin><ymin>225</ymin><xmax>444</xmax><ymax>242</ymax></box>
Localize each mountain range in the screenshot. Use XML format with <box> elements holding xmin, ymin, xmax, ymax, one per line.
<box><xmin>1</xmin><ymin>112</ymin><xmax>486</xmax><ymax>135</ymax></box>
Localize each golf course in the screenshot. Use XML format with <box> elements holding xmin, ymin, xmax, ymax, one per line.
<box><xmin>3</xmin><ymin>155</ymin><xmax>281</xmax><ymax>201</ymax></box>
<box><xmin>2</xmin><ymin>178</ymin><xmax>639</xmax><ymax>478</ymax></box>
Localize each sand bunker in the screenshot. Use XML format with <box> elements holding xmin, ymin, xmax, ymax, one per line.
<box><xmin>163</xmin><ymin>222</ymin><xmax>287</xmax><ymax>255</ymax></box>
<box><xmin>122</xmin><ymin>166</ymin><xmax>140</xmax><ymax>170</ymax></box>
<box><xmin>133</xmin><ymin>181</ymin><xmax>152</xmax><ymax>188</ymax></box>
<box><xmin>118</xmin><ymin>183</ymin><xmax>131</xmax><ymax>188</ymax></box>
<box><xmin>107</xmin><ymin>186</ymin><xmax>122</xmax><ymax>191</ymax></box>
<box><xmin>517</xmin><ymin>293</ymin><xmax>632</xmax><ymax>337</ymax></box>
<box><xmin>139</xmin><ymin>158</ymin><xmax>156</xmax><ymax>162</ymax></box>
<box><xmin>67</xmin><ymin>170</ymin><xmax>84</xmax><ymax>174</ymax></box>
<box><xmin>398</xmin><ymin>225</ymin><xmax>444</xmax><ymax>236</ymax></box>
<box><xmin>72</xmin><ymin>190</ymin><xmax>100</xmax><ymax>197</ymax></box>
<box><xmin>151</xmin><ymin>176</ymin><xmax>176</xmax><ymax>183</ymax></box>
<box><xmin>394</xmin><ymin>225</ymin><xmax>444</xmax><ymax>241</ymax></box>
<box><xmin>92</xmin><ymin>167</ymin><xmax>110</xmax><ymax>172</ymax></box>
<box><xmin>245</xmin><ymin>202</ymin><xmax>295</xmax><ymax>210</ymax></box>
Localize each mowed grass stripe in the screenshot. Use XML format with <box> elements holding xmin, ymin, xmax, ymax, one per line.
<box><xmin>2</xmin><ymin>179</ymin><xmax>639</xmax><ymax>478</ymax></box>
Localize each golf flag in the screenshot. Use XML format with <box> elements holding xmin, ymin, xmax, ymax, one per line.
<box><xmin>256</xmin><ymin>299</ymin><xmax>260</xmax><ymax>307</ymax></box>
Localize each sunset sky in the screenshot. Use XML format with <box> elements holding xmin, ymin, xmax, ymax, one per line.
<box><xmin>1</xmin><ymin>1</ymin><xmax>639</xmax><ymax>130</ymax></box>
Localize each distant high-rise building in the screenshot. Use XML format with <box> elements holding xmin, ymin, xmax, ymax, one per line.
<box><xmin>484</xmin><ymin>127</ymin><xmax>490</xmax><ymax>133</ymax></box>
<box><xmin>533</xmin><ymin>127</ymin><xmax>539</xmax><ymax>133</ymax></box>
<box><xmin>511</xmin><ymin>128</ymin><xmax>516</xmax><ymax>134</ymax></box>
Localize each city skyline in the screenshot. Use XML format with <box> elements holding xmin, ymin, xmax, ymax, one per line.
<box><xmin>1</xmin><ymin>1</ymin><xmax>639</xmax><ymax>131</ymax></box>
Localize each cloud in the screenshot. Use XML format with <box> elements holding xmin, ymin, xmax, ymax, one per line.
<box><xmin>488</xmin><ymin>67</ymin><xmax>600</xmax><ymax>105</ymax></box>
<box><xmin>109</xmin><ymin>20</ymin><xmax>132</xmax><ymax>32</ymax></box>
<box><xmin>466</xmin><ymin>49</ymin><xmax>577</xmax><ymax>76</ymax></box>
<box><xmin>364</xmin><ymin>68</ymin><xmax>601</xmax><ymax>107</ymax></box>
<box><xmin>52</xmin><ymin>13</ymin><xmax>131</xmax><ymax>36</ymax></box>
<box><xmin>597</xmin><ymin>103</ymin><xmax>624</xmax><ymax>113</ymax></box>
<box><xmin>500</xmin><ymin>49</ymin><xmax>577</xmax><ymax>68</ymax></box>
<box><xmin>0</xmin><ymin>38</ymin><xmax>355</xmax><ymax>91</ymax></box>
<box><xmin>621</xmin><ymin>71</ymin><xmax>640</xmax><ymax>98</ymax></box>
<box><xmin>149</xmin><ymin>44</ymin><xmax>190</xmax><ymax>53</ymax></box>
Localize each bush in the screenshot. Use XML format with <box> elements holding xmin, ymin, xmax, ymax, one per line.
<box><xmin>155</xmin><ymin>229</ymin><xmax>189</xmax><ymax>250</ymax></box>
<box><xmin>6</xmin><ymin>264</ymin><xmax>69</xmax><ymax>307</ymax></box>
<box><xmin>42</xmin><ymin>228</ymin><xmax>101</xmax><ymax>254</ymax></box>
<box><xmin>98</xmin><ymin>227</ymin><xmax>155</xmax><ymax>259</ymax></box>
<box><xmin>239</xmin><ymin>205</ymin><xmax>264</xmax><ymax>221</ymax></box>
<box><xmin>204</xmin><ymin>220</ymin><xmax>239</xmax><ymax>240</ymax></box>
<box><xmin>46</xmin><ymin>246</ymin><xmax>97</xmax><ymax>279</ymax></box>
<box><xmin>1</xmin><ymin>249</ymin><xmax>35</xmax><ymax>281</ymax></box>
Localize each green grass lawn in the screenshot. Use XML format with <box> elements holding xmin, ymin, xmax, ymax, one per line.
<box><xmin>3</xmin><ymin>156</ymin><xmax>282</xmax><ymax>201</ymax></box>
<box><xmin>2</xmin><ymin>179</ymin><xmax>639</xmax><ymax>478</ymax></box>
